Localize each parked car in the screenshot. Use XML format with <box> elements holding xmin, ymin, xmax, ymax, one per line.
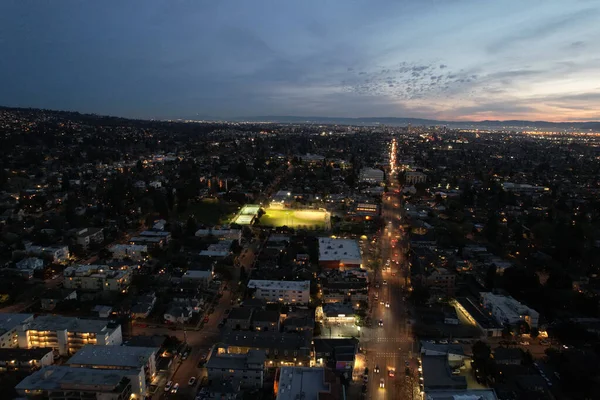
<box><xmin>171</xmin><ymin>383</ymin><xmax>179</xmax><ymax>393</ymax></box>
<box><xmin>164</xmin><ymin>381</ymin><xmax>173</xmax><ymax>392</ymax></box>
<box><xmin>188</xmin><ymin>377</ymin><xmax>197</xmax><ymax>386</ymax></box>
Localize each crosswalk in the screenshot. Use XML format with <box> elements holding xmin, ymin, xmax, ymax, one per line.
<box><xmin>374</xmin><ymin>337</ymin><xmax>406</xmax><ymax>343</ymax></box>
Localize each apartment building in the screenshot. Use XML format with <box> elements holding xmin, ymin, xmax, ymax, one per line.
<box><xmin>108</xmin><ymin>244</ymin><xmax>148</xmax><ymax>261</ymax></box>
<box><xmin>481</xmin><ymin>292</ymin><xmax>540</xmax><ymax>329</ymax></box>
<box><xmin>63</xmin><ymin>264</ymin><xmax>132</xmax><ymax>292</ymax></box>
<box><xmin>0</xmin><ymin>313</ymin><xmax>34</xmax><ymax>349</ymax></box>
<box><xmin>0</xmin><ymin>347</ymin><xmax>54</xmax><ymax>373</ymax></box>
<box><xmin>17</xmin><ymin>315</ymin><xmax>122</xmax><ymax>356</ymax></box>
<box><xmin>75</xmin><ymin>228</ymin><xmax>104</xmax><ymax>249</ymax></box>
<box><xmin>206</xmin><ymin>348</ymin><xmax>266</xmax><ymax>389</ymax></box>
<box><xmin>66</xmin><ymin>345</ymin><xmax>158</xmax><ymax>395</ymax></box>
<box><xmin>16</xmin><ymin>366</ymin><xmax>134</xmax><ymax>400</ymax></box>
<box><xmin>247</xmin><ymin>280</ymin><xmax>310</xmax><ymax>304</ymax></box>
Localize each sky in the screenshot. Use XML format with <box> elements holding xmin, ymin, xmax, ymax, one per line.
<box><xmin>1</xmin><ymin>0</ymin><xmax>600</xmax><ymax>121</ymax></box>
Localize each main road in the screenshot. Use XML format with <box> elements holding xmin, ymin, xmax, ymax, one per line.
<box><xmin>363</xmin><ymin>139</ymin><xmax>420</xmax><ymax>400</ymax></box>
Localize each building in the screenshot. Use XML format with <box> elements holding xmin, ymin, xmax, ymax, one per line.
<box><xmin>205</xmin><ymin>380</ymin><xmax>240</xmax><ymax>400</ymax></box>
<box><xmin>206</xmin><ymin>348</ymin><xmax>266</xmax><ymax>389</ymax></box>
<box><xmin>454</xmin><ymin>297</ymin><xmax>503</xmax><ymax>338</ymax></box>
<box><xmin>40</xmin><ymin>289</ymin><xmax>78</xmax><ymax>311</ymax></box>
<box><xmin>313</xmin><ymin>338</ymin><xmax>359</xmax><ymax>371</ymax></box>
<box><xmin>219</xmin><ymin>330</ymin><xmax>312</xmax><ymax>367</ymax></box>
<box><xmin>501</xmin><ymin>182</ymin><xmax>549</xmax><ymax>193</ymax></box>
<box><xmin>182</xmin><ymin>269</ymin><xmax>214</xmax><ymax>288</ymax></box>
<box><xmin>0</xmin><ymin>313</ymin><xmax>33</xmax><ymax>349</ymax></box>
<box><xmin>15</xmin><ymin>257</ymin><xmax>44</xmax><ymax>271</ymax></box>
<box><xmin>353</xmin><ymin>203</ymin><xmax>379</xmax><ymax>218</ymax></box>
<box><xmin>275</xmin><ymin>367</ymin><xmax>344</xmax><ymax>400</ymax></box>
<box><xmin>108</xmin><ymin>244</ymin><xmax>148</xmax><ymax>261</ymax></box>
<box><xmin>15</xmin><ymin>366</ymin><xmax>134</xmax><ymax>400</ymax></box>
<box><xmin>424</xmin><ymin>389</ymin><xmax>498</xmax><ymax>400</ymax></box>
<box><xmin>131</xmin><ymin>293</ymin><xmax>157</xmax><ymax>319</ymax></box>
<box><xmin>318</xmin><ymin>238</ymin><xmax>363</xmax><ymax>269</ymax></box>
<box><xmin>247</xmin><ymin>280</ymin><xmax>310</xmax><ymax>304</ymax></box>
<box><xmin>405</xmin><ymin>171</ymin><xmax>427</xmax><ymax>184</ymax></box>
<box><xmin>75</xmin><ymin>228</ymin><xmax>104</xmax><ymax>249</ymax></box>
<box><xmin>66</xmin><ymin>344</ymin><xmax>159</xmax><ymax>395</ymax></box>
<box><xmin>225</xmin><ymin>307</ymin><xmax>254</xmax><ymax>331</ymax></box>
<box><xmin>359</xmin><ymin>168</ymin><xmax>384</xmax><ymax>183</ymax></box>
<box><xmin>195</xmin><ymin>228</ymin><xmax>242</xmax><ymax>241</ymax></box>
<box><xmin>426</xmin><ymin>268</ymin><xmax>456</xmax><ymax>296</ymax></box>
<box><xmin>25</xmin><ymin>244</ymin><xmax>69</xmax><ymax>263</ymax></box>
<box><xmin>139</xmin><ymin>230</ymin><xmax>171</xmax><ymax>243</ymax></box>
<box><xmin>480</xmin><ymin>292</ymin><xmax>540</xmax><ymax>329</ymax></box>
<box><xmin>252</xmin><ymin>310</ymin><xmax>281</xmax><ymax>332</ymax></box>
<box><xmin>17</xmin><ymin>315</ymin><xmax>123</xmax><ymax>356</ymax></box>
<box><xmin>321</xmin><ymin>303</ymin><xmax>356</xmax><ymax>325</ymax></box>
<box><xmin>199</xmin><ymin>241</ymin><xmax>233</xmax><ymax>259</ymax></box>
<box><xmin>63</xmin><ymin>264</ymin><xmax>132</xmax><ymax>292</ymax></box>
<box><xmin>0</xmin><ymin>347</ymin><xmax>53</xmax><ymax>373</ymax></box>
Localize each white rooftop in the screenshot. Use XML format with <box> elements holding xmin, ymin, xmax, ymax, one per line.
<box><xmin>318</xmin><ymin>238</ymin><xmax>362</xmax><ymax>263</ymax></box>
<box><xmin>248</xmin><ymin>280</ymin><xmax>310</xmax><ymax>291</ymax></box>
<box><xmin>276</xmin><ymin>367</ymin><xmax>330</xmax><ymax>400</ymax></box>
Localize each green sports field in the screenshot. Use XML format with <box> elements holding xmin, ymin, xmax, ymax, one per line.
<box><xmin>259</xmin><ymin>208</ymin><xmax>330</xmax><ymax>230</ymax></box>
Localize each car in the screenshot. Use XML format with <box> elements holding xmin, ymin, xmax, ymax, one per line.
<box><xmin>374</xmin><ymin>365</ymin><xmax>380</xmax><ymax>374</ymax></box>
<box><xmin>383</xmin><ymin>280</ymin><xmax>388</xmax><ymax>285</ymax></box>
<box><xmin>388</xmin><ymin>368</ymin><xmax>395</xmax><ymax>377</ymax></box>
<box><xmin>164</xmin><ymin>381</ymin><xmax>173</xmax><ymax>392</ymax></box>
<box><xmin>385</xmin><ymin>302</ymin><xmax>390</xmax><ymax>308</ymax></box>
<box><xmin>182</xmin><ymin>352</ymin><xmax>189</xmax><ymax>360</ymax></box>
<box><xmin>519</xmin><ymin>341</ymin><xmax>530</xmax><ymax>346</ymax></box>
<box><xmin>171</xmin><ymin>383</ymin><xmax>179</xmax><ymax>393</ymax></box>
<box><xmin>379</xmin><ymin>319</ymin><xmax>383</xmax><ymax>327</ymax></box>
<box><xmin>380</xmin><ymin>300</ymin><xmax>385</xmax><ymax>305</ymax></box>
<box><xmin>188</xmin><ymin>377</ymin><xmax>197</xmax><ymax>386</ymax></box>
<box><xmin>405</xmin><ymin>360</ymin><xmax>409</xmax><ymax>367</ymax></box>
<box><xmin>438</xmin><ymin>340</ymin><xmax>448</xmax><ymax>344</ymax></box>
<box><xmin>379</xmin><ymin>378</ymin><xmax>385</xmax><ymax>388</ymax></box>
<box><xmin>363</xmin><ymin>375</ymin><xmax>369</xmax><ymax>383</ymax></box>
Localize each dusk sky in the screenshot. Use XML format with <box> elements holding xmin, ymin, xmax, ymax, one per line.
<box><xmin>1</xmin><ymin>0</ymin><xmax>599</xmax><ymax>121</ymax></box>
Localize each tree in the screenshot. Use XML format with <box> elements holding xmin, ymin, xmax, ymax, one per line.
<box><xmin>239</xmin><ymin>266</ymin><xmax>247</xmax><ymax>282</ymax></box>
<box><xmin>185</xmin><ymin>216</ymin><xmax>197</xmax><ymax>237</ymax></box>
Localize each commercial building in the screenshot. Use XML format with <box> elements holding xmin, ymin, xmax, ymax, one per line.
<box><xmin>66</xmin><ymin>344</ymin><xmax>158</xmax><ymax>395</ymax></box>
<box><xmin>206</xmin><ymin>348</ymin><xmax>266</xmax><ymax>389</ymax></box>
<box><xmin>318</xmin><ymin>238</ymin><xmax>363</xmax><ymax>269</ymax></box>
<box><xmin>313</xmin><ymin>338</ymin><xmax>359</xmax><ymax>371</ymax></box>
<box><xmin>359</xmin><ymin>168</ymin><xmax>384</xmax><ymax>183</ymax></box>
<box><xmin>108</xmin><ymin>244</ymin><xmax>148</xmax><ymax>261</ymax></box>
<box><xmin>405</xmin><ymin>171</ymin><xmax>427</xmax><ymax>184</ymax></box>
<box><xmin>455</xmin><ymin>297</ymin><xmax>503</xmax><ymax>337</ymax></box>
<box><xmin>15</xmin><ymin>365</ymin><xmax>134</xmax><ymax>400</ymax></box>
<box><xmin>75</xmin><ymin>228</ymin><xmax>104</xmax><ymax>249</ymax></box>
<box><xmin>275</xmin><ymin>367</ymin><xmax>344</xmax><ymax>400</ymax></box>
<box><xmin>17</xmin><ymin>315</ymin><xmax>122</xmax><ymax>356</ymax></box>
<box><xmin>321</xmin><ymin>303</ymin><xmax>356</xmax><ymax>325</ymax></box>
<box><xmin>481</xmin><ymin>292</ymin><xmax>539</xmax><ymax>329</ymax></box>
<box><xmin>0</xmin><ymin>347</ymin><xmax>54</xmax><ymax>373</ymax></box>
<box><xmin>247</xmin><ymin>280</ymin><xmax>310</xmax><ymax>304</ymax></box>
<box><xmin>63</xmin><ymin>264</ymin><xmax>132</xmax><ymax>292</ymax></box>
<box><xmin>0</xmin><ymin>313</ymin><xmax>34</xmax><ymax>349</ymax></box>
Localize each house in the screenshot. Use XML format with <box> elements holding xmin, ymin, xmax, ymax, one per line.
<box><xmin>359</xmin><ymin>168</ymin><xmax>384</xmax><ymax>183</ymax></box>
<box><xmin>15</xmin><ymin>257</ymin><xmax>44</xmax><ymax>271</ymax></box>
<box><xmin>312</xmin><ymin>338</ymin><xmax>359</xmax><ymax>371</ymax></box>
<box><xmin>225</xmin><ymin>307</ymin><xmax>254</xmax><ymax>331</ymax></box>
<box><xmin>164</xmin><ymin>305</ymin><xmax>193</xmax><ymax>324</ymax></box>
<box><xmin>205</xmin><ymin>347</ymin><xmax>266</xmax><ymax>388</ymax></box>
<box><xmin>92</xmin><ymin>305</ymin><xmax>113</xmax><ymax>318</ymax></box>
<box><xmin>0</xmin><ymin>347</ymin><xmax>54</xmax><ymax>373</ymax></box>
<box><xmin>108</xmin><ymin>244</ymin><xmax>148</xmax><ymax>261</ymax></box>
<box><xmin>204</xmin><ymin>380</ymin><xmax>240</xmax><ymax>400</ymax></box>
<box><xmin>252</xmin><ymin>310</ymin><xmax>281</xmax><ymax>332</ymax></box>
<box><xmin>75</xmin><ymin>227</ymin><xmax>104</xmax><ymax>249</ymax></box>
<box><xmin>25</xmin><ymin>244</ymin><xmax>69</xmax><ymax>263</ymax></box>
<box><xmin>40</xmin><ymin>289</ymin><xmax>78</xmax><ymax>311</ymax></box>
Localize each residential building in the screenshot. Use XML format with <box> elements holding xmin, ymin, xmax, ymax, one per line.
<box><xmin>17</xmin><ymin>315</ymin><xmax>122</xmax><ymax>356</ymax></box>
<box><xmin>75</xmin><ymin>228</ymin><xmax>104</xmax><ymax>249</ymax></box>
<box><xmin>63</xmin><ymin>264</ymin><xmax>132</xmax><ymax>292</ymax></box>
<box><xmin>205</xmin><ymin>380</ymin><xmax>240</xmax><ymax>400</ymax></box>
<box><xmin>318</xmin><ymin>238</ymin><xmax>363</xmax><ymax>269</ymax></box>
<box><xmin>131</xmin><ymin>293</ymin><xmax>157</xmax><ymax>319</ymax></box>
<box><xmin>108</xmin><ymin>244</ymin><xmax>148</xmax><ymax>261</ymax></box>
<box><xmin>359</xmin><ymin>167</ymin><xmax>384</xmax><ymax>183</ymax></box>
<box><xmin>252</xmin><ymin>310</ymin><xmax>281</xmax><ymax>332</ymax></box>
<box><xmin>225</xmin><ymin>307</ymin><xmax>254</xmax><ymax>331</ymax></box>
<box><xmin>25</xmin><ymin>244</ymin><xmax>69</xmax><ymax>263</ymax></box>
<box><xmin>66</xmin><ymin>344</ymin><xmax>158</xmax><ymax>395</ymax></box>
<box><xmin>0</xmin><ymin>347</ymin><xmax>54</xmax><ymax>373</ymax></box>
<box><xmin>164</xmin><ymin>305</ymin><xmax>193</xmax><ymax>324</ymax></box>
<box><xmin>182</xmin><ymin>269</ymin><xmax>214</xmax><ymax>287</ymax></box>
<box><xmin>481</xmin><ymin>292</ymin><xmax>540</xmax><ymax>329</ymax></box>
<box><xmin>275</xmin><ymin>367</ymin><xmax>344</xmax><ymax>400</ymax></box>
<box><xmin>195</xmin><ymin>228</ymin><xmax>242</xmax><ymax>241</ymax></box>
<box><xmin>0</xmin><ymin>313</ymin><xmax>34</xmax><ymax>349</ymax></box>
<box><xmin>40</xmin><ymin>289</ymin><xmax>78</xmax><ymax>311</ymax></box>
<box><xmin>139</xmin><ymin>230</ymin><xmax>171</xmax><ymax>243</ymax></box>
<box><xmin>206</xmin><ymin>348</ymin><xmax>266</xmax><ymax>388</ymax></box>
<box><xmin>247</xmin><ymin>280</ymin><xmax>310</xmax><ymax>304</ymax></box>
<box><xmin>15</xmin><ymin>257</ymin><xmax>44</xmax><ymax>271</ymax></box>
<box><xmin>405</xmin><ymin>171</ymin><xmax>427</xmax><ymax>184</ymax></box>
<box><xmin>313</xmin><ymin>338</ymin><xmax>359</xmax><ymax>371</ymax></box>
<box><xmin>426</xmin><ymin>268</ymin><xmax>456</xmax><ymax>296</ymax></box>
<box><xmin>15</xmin><ymin>366</ymin><xmax>134</xmax><ymax>400</ymax></box>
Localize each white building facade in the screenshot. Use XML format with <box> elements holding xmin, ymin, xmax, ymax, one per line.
<box><xmin>247</xmin><ymin>280</ymin><xmax>310</xmax><ymax>304</ymax></box>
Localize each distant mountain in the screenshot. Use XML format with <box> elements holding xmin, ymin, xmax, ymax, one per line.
<box><xmin>232</xmin><ymin>115</ymin><xmax>600</xmax><ymax>130</ymax></box>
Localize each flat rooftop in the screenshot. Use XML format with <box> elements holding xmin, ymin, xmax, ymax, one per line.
<box><xmin>248</xmin><ymin>280</ymin><xmax>310</xmax><ymax>291</ymax></box>
<box><xmin>206</xmin><ymin>349</ymin><xmax>265</xmax><ymax>370</ymax></box>
<box><xmin>422</xmin><ymin>356</ymin><xmax>467</xmax><ymax>391</ymax></box>
<box><xmin>424</xmin><ymin>389</ymin><xmax>498</xmax><ymax>400</ymax></box>
<box><xmin>66</xmin><ymin>344</ymin><xmax>158</xmax><ymax>368</ymax></box>
<box><xmin>276</xmin><ymin>367</ymin><xmax>330</xmax><ymax>400</ymax></box>
<box><xmin>25</xmin><ymin>315</ymin><xmax>118</xmax><ymax>335</ymax></box>
<box><xmin>0</xmin><ymin>347</ymin><xmax>53</xmax><ymax>362</ymax></box>
<box><xmin>16</xmin><ymin>365</ymin><xmax>130</xmax><ymax>391</ymax></box>
<box><xmin>318</xmin><ymin>238</ymin><xmax>362</xmax><ymax>263</ymax></box>
<box><xmin>0</xmin><ymin>313</ymin><xmax>33</xmax><ymax>335</ymax></box>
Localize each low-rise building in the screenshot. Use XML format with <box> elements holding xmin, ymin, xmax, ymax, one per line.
<box><xmin>131</xmin><ymin>293</ymin><xmax>157</xmax><ymax>319</ymax></box>
<box><xmin>318</xmin><ymin>238</ymin><xmax>363</xmax><ymax>269</ymax></box>
<box><xmin>225</xmin><ymin>307</ymin><xmax>254</xmax><ymax>331</ymax></box>
<box><xmin>15</xmin><ymin>366</ymin><xmax>134</xmax><ymax>400</ymax></box>
<box><xmin>182</xmin><ymin>269</ymin><xmax>214</xmax><ymax>288</ymax></box>
<box><xmin>247</xmin><ymin>280</ymin><xmax>310</xmax><ymax>304</ymax></box>
<box><xmin>66</xmin><ymin>344</ymin><xmax>159</xmax><ymax>395</ymax></box>
<box><xmin>313</xmin><ymin>338</ymin><xmax>359</xmax><ymax>371</ymax></box>
<box><xmin>25</xmin><ymin>244</ymin><xmax>69</xmax><ymax>263</ymax></box>
<box><xmin>481</xmin><ymin>292</ymin><xmax>539</xmax><ymax>329</ymax></box>
<box><xmin>63</xmin><ymin>264</ymin><xmax>132</xmax><ymax>292</ymax></box>
<box><xmin>40</xmin><ymin>289</ymin><xmax>78</xmax><ymax>311</ymax></box>
<box><xmin>75</xmin><ymin>228</ymin><xmax>104</xmax><ymax>249</ymax></box>
<box><xmin>206</xmin><ymin>348</ymin><xmax>266</xmax><ymax>389</ymax></box>
<box><xmin>359</xmin><ymin>168</ymin><xmax>384</xmax><ymax>183</ymax></box>
<box><xmin>108</xmin><ymin>244</ymin><xmax>148</xmax><ymax>261</ymax></box>
<box><xmin>0</xmin><ymin>313</ymin><xmax>34</xmax><ymax>349</ymax></box>
<box><xmin>321</xmin><ymin>303</ymin><xmax>356</xmax><ymax>325</ymax></box>
<box><xmin>405</xmin><ymin>171</ymin><xmax>427</xmax><ymax>184</ymax></box>
<box><xmin>275</xmin><ymin>367</ymin><xmax>344</xmax><ymax>400</ymax></box>
<box><xmin>15</xmin><ymin>257</ymin><xmax>44</xmax><ymax>271</ymax></box>
<box><xmin>252</xmin><ymin>310</ymin><xmax>281</xmax><ymax>332</ymax></box>
<box><xmin>0</xmin><ymin>347</ymin><xmax>54</xmax><ymax>373</ymax></box>
<box><xmin>17</xmin><ymin>315</ymin><xmax>122</xmax><ymax>356</ymax></box>
<box><xmin>195</xmin><ymin>228</ymin><xmax>242</xmax><ymax>241</ymax></box>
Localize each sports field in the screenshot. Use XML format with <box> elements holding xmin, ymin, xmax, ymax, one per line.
<box><xmin>259</xmin><ymin>208</ymin><xmax>330</xmax><ymax>230</ymax></box>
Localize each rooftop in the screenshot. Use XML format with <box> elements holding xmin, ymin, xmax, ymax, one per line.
<box><xmin>206</xmin><ymin>348</ymin><xmax>266</xmax><ymax>370</ymax></box>
<box><xmin>424</xmin><ymin>389</ymin><xmax>499</xmax><ymax>400</ymax></box>
<box><xmin>318</xmin><ymin>238</ymin><xmax>362</xmax><ymax>263</ymax></box>
<box><xmin>15</xmin><ymin>365</ymin><xmax>130</xmax><ymax>391</ymax></box>
<box><xmin>0</xmin><ymin>347</ymin><xmax>53</xmax><ymax>362</ymax></box>
<box><xmin>24</xmin><ymin>315</ymin><xmax>119</xmax><ymax>335</ymax></box>
<box><xmin>0</xmin><ymin>313</ymin><xmax>33</xmax><ymax>335</ymax></box>
<box><xmin>248</xmin><ymin>280</ymin><xmax>310</xmax><ymax>291</ymax></box>
<box><xmin>276</xmin><ymin>367</ymin><xmax>331</xmax><ymax>400</ymax></box>
<box><xmin>66</xmin><ymin>344</ymin><xmax>158</xmax><ymax>368</ymax></box>
<box><xmin>422</xmin><ymin>356</ymin><xmax>467</xmax><ymax>391</ymax></box>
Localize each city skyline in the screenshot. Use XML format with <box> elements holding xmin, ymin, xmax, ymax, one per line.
<box><xmin>1</xmin><ymin>0</ymin><xmax>599</xmax><ymax>121</ymax></box>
